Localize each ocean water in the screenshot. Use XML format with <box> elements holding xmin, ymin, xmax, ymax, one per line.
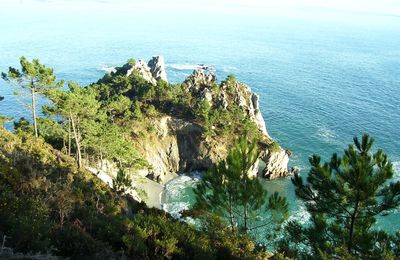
<box><xmin>1</xmin><ymin>2</ymin><xmax>400</xmax><ymax>233</ymax></box>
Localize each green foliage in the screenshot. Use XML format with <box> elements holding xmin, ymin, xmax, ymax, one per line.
<box><xmin>43</xmin><ymin>81</ymin><xmax>146</xmax><ymax>170</ymax></box>
<box><xmin>13</xmin><ymin>117</ymin><xmax>33</xmax><ymax>133</ymax></box>
<box><xmin>1</xmin><ymin>56</ymin><xmax>63</xmax><ymax>137</ymax></box>
<box><xmin>113</xmin><ymin>169</ymin><xmax>133</xmax><ymax>195</ymax></box>
<box><xmin>95</xmin><ymin>63</ymin><xmax>262</xmax><ymax>139</ymax></box>
<box><xmin>281</xmin><ymin>134</ymin><xmax>400</xmax><ymax>259</ymax></box>
<box><xmin>0</xmin><ymin>126</ymin><xmax>263</xmax><ymax>258</ymax></box>
<box><xmin>268</xmin><ymin>141</ymin><xmax>281</xmax><ymax>153</ymax></box>
<box><xmin>193</xmin><ymin>134</ymin><xmax>288</xmax><ymax>236</ymax></box>
<box><xmin>37</xmin><ymin>117</ymin><xmax>67</xmax><ymax>150</ymax></box>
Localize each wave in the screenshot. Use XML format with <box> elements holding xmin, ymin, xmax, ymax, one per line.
<box><xmin>286</xmin><ymin>204</ymin><xmax>311</xmax><ymax>226</ymax></box>
<box><xmin>162</xmin><ymin>201</ymin><xmax>191</xmax><ymax>218</ymax></box>
<box><xmin>221</xmin><ymin>66</ymin><xmax>239</xmax><ymax>73</ymax></box>
<box><xmin>167</xmin><ymin>63</ymin><xmax>215</xmax><ymax>71</ymax></box>
<box><xmin>161</xmin><ymin>174</ymin><xmax>200</xmax><ymax>218</ymax></box>
<box><xmin>97</xmin><ymin>65</ymin><xmax>116</xmax><ymax>73</ymax></box>
<box><xmin>316</xmin><ymin>126</ymin><xmax>337</xmax><ymax>143</ymax></box>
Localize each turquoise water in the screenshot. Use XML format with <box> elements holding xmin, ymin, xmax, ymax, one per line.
<box><xmin>1</xmin><ymin>2</ymin><xmax>400</xmax><ymax>231</ymax></box>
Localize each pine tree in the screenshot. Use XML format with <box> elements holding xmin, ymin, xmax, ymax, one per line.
<box><xmin>1</xmin><ymin>57</ymin><xmax>63</xmax><ymax>137</ymax></box>
<box><xmin>193</xmin><ymin>134</ymin><xmax>288</xmax><ymax>234</ymax></box>
<box><xmin>45</xmin><ymin>81</ymin><xmax>100</xmax><ymax>168</ymax></box>
<box><xmin>285</xmin><ymin>134</ymin><xmax>400</xmax><ymax>258</ymax></box>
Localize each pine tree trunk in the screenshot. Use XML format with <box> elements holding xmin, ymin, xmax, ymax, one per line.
<box><xmin>244</xmin><ymin>204</ymin><xmax>248</xmax><ymax>233</ymax></box>
<box><xmin>348</xmin><ymin>200</ymin><xmax>359</xmax><ymax>254</ymax></box>
<box><xmin>31</xmin><ymin>87</ymin><xmax>38</xmax><ymax>138</ymax></box>
<box><xmin>70</xmin><ymin>111</ymin><xmax>82</xmax><ymax>168</ymax></box>
<box><xmin>68</xmin><ymin>117</ymin><xmax>71</xmax><ymax>156</ymax></box>
<box><xmin>229</xmin><ymin>195</ymin><xmax>236</xmax><ymax>232</ymax></box>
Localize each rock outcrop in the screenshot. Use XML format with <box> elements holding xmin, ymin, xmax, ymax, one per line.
<box><xmin>124</xmin><ymin>55</ymin><xmax>168</xmax><ymax>85</ymax></box>
<box><xmin>262</xmin><ymin>150</ymin><xmax>291</xmax><ymax>179</ymax></box>
<box><xmin>122</xmin><ymin>59</ymin><xmax>290</xmax><ymax>182</ymax></box>
<box><xmin>148</xmin><ymin>56</ymin><xmax>168</xmax><ymax>82</ymax></box>
<box><xmin>184</xmin><ymin>70</ymin><xmax>270</xmax><ymax>137</ymax></box>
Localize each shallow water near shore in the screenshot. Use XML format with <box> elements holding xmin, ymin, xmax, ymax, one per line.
<box><xmin>1</xmin><ymin>2</ymin><xmax>400</xmax><ymax>235</ymax></box>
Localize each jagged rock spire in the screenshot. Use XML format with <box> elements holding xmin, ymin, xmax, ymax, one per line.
<box><xmin>125</xmin><ymin>55</ymin><xmax>168</xmax><ymax>85</ymax></box>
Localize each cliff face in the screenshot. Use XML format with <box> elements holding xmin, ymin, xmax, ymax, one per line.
<box><xmin>133</xmin><ymin>116</ymin><xmax>230</xmax><ymax>182</ymax></box>
<box><xmin>120</xmin><ymin>56</ymin><xmax>291</xmax><ymax>182</ymax></box>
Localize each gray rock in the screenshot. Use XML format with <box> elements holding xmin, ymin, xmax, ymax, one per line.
<box><xmin>148</xmin><ymin>56</ymin><xmax>168</xmax><ymax>82</ymax></box>
<box><xmin>262</xmin><ymin>149</ymin><xmax>290</xmax><ymax>179</ymax></box>
<box><xmin>126</xmin><ymin>59</ymin><xmax>157</xmax><ymax>85</ymax></box>
<box><xmin>184</xmin><ymin>69</ymin><xmax>216</xmax><ymax>90</ymax></box>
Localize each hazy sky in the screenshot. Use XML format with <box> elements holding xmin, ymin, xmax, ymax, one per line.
<box><xmin>2</xmin><ymin>0</ymin><xmax>400</xmax><ymax>18</ymax></box>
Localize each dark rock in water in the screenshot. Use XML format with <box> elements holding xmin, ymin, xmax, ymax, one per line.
<box><xmin>0</xmin><ymin>96</ymin><xmax>4</xmax><ymax>101</ymax></box>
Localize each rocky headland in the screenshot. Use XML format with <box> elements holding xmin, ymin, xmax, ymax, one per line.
<box><xmin>90</xmin><ymin>56</ymin><xmax>292</xmax><ymax>207</ymax></box>
<box><xmin>103</xmin><ymin>57</ymin><xmax>289</xmax><ymax>173</ymax></box>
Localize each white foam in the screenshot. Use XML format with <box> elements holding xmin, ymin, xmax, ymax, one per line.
<box><xmin>167</xmin><ymin>64</ymin><xmax>215</xmax><ymax>71</ymax></box>
<box><xmin>97</xmin><ymin>65</ymin><xmax>116</xmax><ymax>73</ymax></box>
<box><xmin>286</xmin><ymin>204</ymin><xmax>311</xmax><ymax>226</ymax></box>
<box><xmin>316</xmin><ymin>126</ymin><xmax>337</xmax><ymax>143</ymax></box>
<box><xmin>221</xmin><ymin>66</ymin><xmax>239</xmax><ymax>73</ymax></box>
<box><xmin>167</xmin><ymin>64</ymin><xmax>199</xmax><ymax>70</ymax></box>
<box><xmin>161</xmin><ymin>174</ymin><xmax>200</xmax><ymax>218</ymax></box>
<box><xmin>162</xmin><ymin>201</ymin><xmax>191</xmax><ymax>218</ymax></box>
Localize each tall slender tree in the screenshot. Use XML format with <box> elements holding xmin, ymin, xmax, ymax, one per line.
<box><xmin>1</xmin><ymin>57</ymin><xmax>63</xmax><ymax>137</ymax></box>
<box><xmin>284</xmin><ymin>134</ymin><xmax>400</xmax><ymax>258</ymax></box>
<box><xmin>193</xmin><ymin>134</ymin><xmax>288</xmax><ymax>234</ymax></box>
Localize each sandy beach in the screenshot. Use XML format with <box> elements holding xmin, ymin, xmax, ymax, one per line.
<box><xmin>135</xmin><ymin>172</ymin><xmax>178</xmax><ymax>209</ymax></box>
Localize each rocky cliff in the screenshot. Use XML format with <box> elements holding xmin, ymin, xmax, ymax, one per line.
<box><xmin>123</xmin><ymin>56</ymin><xmax>291</xmax><ymax>182</ymax></box>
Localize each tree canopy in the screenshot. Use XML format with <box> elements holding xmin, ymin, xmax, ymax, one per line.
<box><xmin>193</xmin><ymin>134</ymin><xmax>288</xmax><ymax>236</ymax></box>
<box><xmin>1</xmin><ymin>56</ymin><xmax>63</xmax><ymax>137</ymax></box>
<box><xmin>280</xmin><ymin>134</ymin><xmax>400</xmax><ymax>259</ymax></box>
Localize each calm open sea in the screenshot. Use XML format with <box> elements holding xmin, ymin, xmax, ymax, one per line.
<box><xmin>1</xmin><ymin>2</ymin><xmax>399</xmax><ymax>235</ymax></box>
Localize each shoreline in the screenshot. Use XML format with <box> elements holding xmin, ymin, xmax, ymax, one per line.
<box><xmin>135</xmin><ymin>172</ymin><xmax>178</xmax><ymax>209</ymax></box>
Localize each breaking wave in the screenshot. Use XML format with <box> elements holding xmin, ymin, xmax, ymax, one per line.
<box><xmin>286</xmin><ymin>204</ymin><xmax>311</xmax><ymax>226</ymax></box>
<box><xmin>161</xmin><ymin>174</ymin><xmax>200</xmax><ymax>218</ymax></box>
<box><xmin>97</xmin><ymin>65</ymin><xmax>116</xmax><ymax>73</ymax></box>
<box><xmin>167</xmin><ymin>64</ymin><xmax>215</xmax><ymax>71</ymax></box>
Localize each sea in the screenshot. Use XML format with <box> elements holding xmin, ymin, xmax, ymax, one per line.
<box><xmin>1</xmin><ymin>1</ymin><xmax>399</xmax><ymax>237</ymax></box>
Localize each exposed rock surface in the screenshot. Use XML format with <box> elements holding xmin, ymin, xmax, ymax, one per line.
<box><xmin>148</xmin><ymin>56</ymin><xmax>168</xmax><ymax>82</ymax></box>
<box><xmin>262</xmin><ymin>150</ymin><xmax>290</xmax><ymax>179</ymax></box>
<box><xmin>184</xmin><ymin>70</ymin><xmax>270</xmax><ymax>137</ymax></box>
<box><xmin>132</xmin><ymin>116</ymin><xmax>228</xmax><ymax>183</ymax></box>
<box><xmin>124</xmin><ymin>55</ymin><xmax>168</xmax><ymax>85</ymax></box>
